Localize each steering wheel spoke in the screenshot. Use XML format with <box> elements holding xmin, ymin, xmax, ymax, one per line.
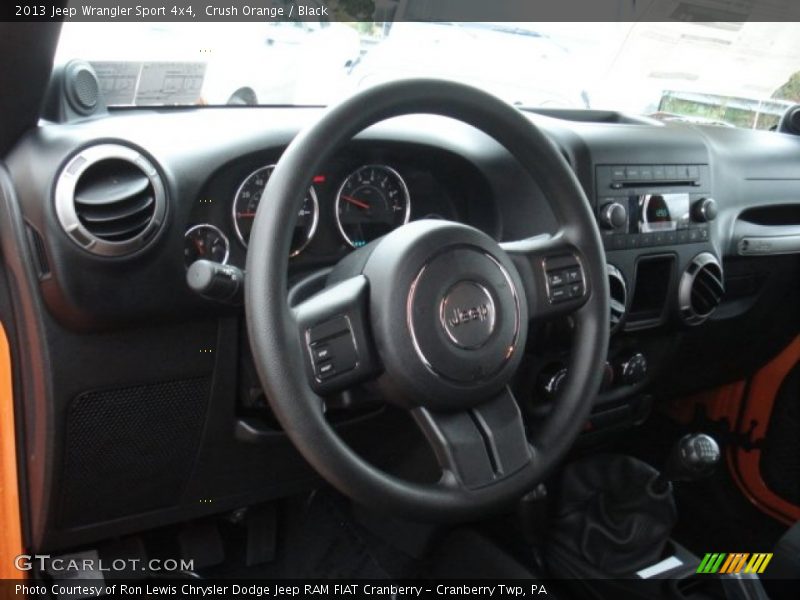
<box><xmin>501</xmin><ymin>232</ymin><xmax>591</xmax><ymax>321</ymax></box>
<box><xmin>412</xmin><ymin>387</ymin><xmax>533</xmax><ymax>491</ymax></box>
<box><xmin>292</xmin><ymin>275</ymin><xmax>381</xmax><ymax>395</ymax></box>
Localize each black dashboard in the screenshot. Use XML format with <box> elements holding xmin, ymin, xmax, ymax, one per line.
<box><xmin>2</xmin><ymin>105</ymin><xmax>800</xmax><ymax>551</ymax></box>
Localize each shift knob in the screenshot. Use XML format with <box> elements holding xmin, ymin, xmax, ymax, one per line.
<box><xmin>651</xmin><ymin>433</ymin><xmax>720</xmax><ymax>493</ymax></box>
<box><xmin>666</xmin><ymin>433</ymin><xmax>720</xmax><ymax>480</ymax></box>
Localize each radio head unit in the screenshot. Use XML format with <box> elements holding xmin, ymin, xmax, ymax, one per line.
<box><xmin>596</xmin><ymin>164</ymin><xmax>714</xmax><ymax>250</ymax></box>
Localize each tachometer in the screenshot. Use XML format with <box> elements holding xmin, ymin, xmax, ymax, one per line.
<box><xmin>335</xmin><ymin>165</ymin><xmax>411</xmax><ymax>248</ymax></box>
<box><xmin>233</xmin><ymin>165</ymin><xmax>319</xmax><ymax>257</ymax></box>
<box><xmin>184</xmin><ymin>224</ymin><xmax>229</xmax><ymax>268</ymax></box>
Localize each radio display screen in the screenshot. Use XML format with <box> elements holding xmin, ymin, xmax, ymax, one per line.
<box><xmin>635</xmin><ymin>193</ymin><xmax>690</xmax><ymax>232</ymax></box>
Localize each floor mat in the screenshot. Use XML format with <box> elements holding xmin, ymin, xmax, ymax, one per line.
<box><xmin>202</xmin><ymin>490</ymin><xmax>421</xmax><ymax>579</ymax></box>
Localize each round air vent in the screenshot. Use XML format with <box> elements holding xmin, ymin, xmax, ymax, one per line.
<box><xmin>607</xmin><ymin>263</ymin><xmax>627</xmax><ymax>334</ymax></box>
<box><xmin>678</xmin><ymin>252</ymin><xmax>725</xmax><ymax>325</ymax></box>
<box><xmin>55</xmin><ymin>144</ymin><xmax>167</xmax><ymax>257</ymax></box>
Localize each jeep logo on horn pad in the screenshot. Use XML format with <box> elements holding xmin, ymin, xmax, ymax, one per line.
<box><xmin>440</xmin><ymin>281</ymin><xmax>497</xmax><ymax>349</ymax></box>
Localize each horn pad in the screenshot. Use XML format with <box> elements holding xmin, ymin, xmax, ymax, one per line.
<box><xmin>362</xmin><ymin>220</ymin><xmax>528</xmax><ymax>411</ymax></box>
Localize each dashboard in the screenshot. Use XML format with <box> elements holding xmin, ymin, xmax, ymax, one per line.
<box><xmin>2</xmin><ymin>105</ymin><xmax>800</xmax><ymax>552</ymax></box>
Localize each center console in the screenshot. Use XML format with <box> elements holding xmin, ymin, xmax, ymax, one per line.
<box><xmin>524</xmin><ymin>161</ymin><xmax>726</xmax><ymax>438</ymax></box>
<box><xmin>595</xmin><ymin>163</ymin><xmax>722</xmax><ymax>329</ymax></box>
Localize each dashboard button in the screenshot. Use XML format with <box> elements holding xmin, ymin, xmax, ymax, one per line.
<box><xmin>550</xmin><ymin>287</ymin><xmax>568</xmax><ymax>302</ymax></box>
<box><xmin>626</xmin><ymin>233</ymin><xmax>642</xmax><ymax>248</ymax></box>
<box><xmin>564</xmin><ymin>269</ymin><xmax>582</xmax><ymax>284</ymax></box>
<box><xmin>677</xmin><ymin>230</ymin><xmax>689</xmax><ymax>244</ymax></box>
<box><xmin>665</xmin><ymin>165</ymin><xmax>678</xmax><ymax>179</ymax></box>
<box><xmin>626</xmin><ymin>166</ymin><xmax>641</xmax><ymax>180</ymax></box>
<box><xmin>653</xmin><ymin>166</ymin><xmax>665</xmax><ymax>180</ymax></box>
<box><xmin>612</xmin><ymin>167</ymin><xmax>626</xmax><ymax>180</ymax></box>
<box><xmin>664</xmin><ymin>231</ymin><xmax>677</xmax><ymax>244</ymax></box>
<box><xmin>644</xmin><ymin>232</ymin><xmax>659</xmax><ymax>247</ymax></box>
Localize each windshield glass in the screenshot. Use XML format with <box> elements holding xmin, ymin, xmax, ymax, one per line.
<box><xmin>54</xmin><ymin>20</ymin><xmax>800</xmax><ymax>129</ymax></box>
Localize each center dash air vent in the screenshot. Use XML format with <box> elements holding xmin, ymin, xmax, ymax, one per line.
<box><xmin>55</xmin><ymin>144</ymin><xmax>166</xmax><ymax>256</ymax></box>
<box><xmin>607</xmin><ymin>263</ymin><xmax>627</xmax><ymax>334</ymax></box>
<box><xmin>678</xmin><ymin>253</ymin><xmax>725</xmax><ymax>325</ymax></box>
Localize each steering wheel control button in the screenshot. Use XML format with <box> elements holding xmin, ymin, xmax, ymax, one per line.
<box><xmin>308</xmin><ymin>315</ymin><xmax>349</xmax><ymax>343</ymax></box>
<box><xmin>548</xmin><ymin>271</ymin><xmax>566</xmax><ymax>287</ymax></box>
<box><xmin>439</xmin><ymin>281</ymin><xmax>497</xmax><ymax>349</ymax></box>
<box><xmin>312</xmin><ymin>345</ymin><xmax>331</xmax><ymax>362</ymax></box>
<box><xmin>544</xmin><ymin>257</ymin><xmax>586</xmax><ymax>304</ymax></box>
<box><xmin>316</xmin><ymin>361</ymin><xmax>336</xmax><ymax>379</ymax></box>
<box><xmin>306</xmin><ymin>316</ymin><xmax>360</xmax><ymax>384</ymax></box>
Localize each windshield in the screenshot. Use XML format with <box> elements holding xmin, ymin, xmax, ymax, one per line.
<box><xmin>55</xmin><ymin>20</ymin><xmax>800</xmax><ymax>129</ymax></box>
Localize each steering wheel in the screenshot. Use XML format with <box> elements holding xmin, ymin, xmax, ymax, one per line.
<box><xmin>245</xmin><ymin>79</ymin><xmax>608</xmax><ymax>521</ymax></box>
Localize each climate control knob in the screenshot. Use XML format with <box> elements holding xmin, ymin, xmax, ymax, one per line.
<box><xmin>619</xmin><ymin>352</ymin><xmax>647</xmax><ymax>385</ymax></box>
<box><xmin>692</xmin><ymin>197</ymin><xmax>717</xmax><ymax>222</ymax></box>
<box><xmin>600</xmin><ymin>202</ymin><xmax>628</xmax><ymax>230</ymax></box>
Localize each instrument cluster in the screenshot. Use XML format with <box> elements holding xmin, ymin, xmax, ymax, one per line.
<box><xmin>184</xmin><ymin>150</ymin><xmax>476</xmax><ymax>270</ymax></box>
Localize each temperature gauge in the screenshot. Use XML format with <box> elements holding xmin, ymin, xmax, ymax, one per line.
<box><xmin>184</xmin><ymin>224</ymin><xmax>229</xmax><ymax>268</ymax></box>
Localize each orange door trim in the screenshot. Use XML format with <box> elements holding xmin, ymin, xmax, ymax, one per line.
<box><xmin>730</xmin><ymin>335</ymin><xmax>800</xmax><ymax>525</ymax></box>
<box><xmin>0</xmin><ymin>322</ymin><xmax>24</xmax><ymax>579</ymax></box>
<box><xmin>661</xmin><ymin>337</ymin><xmax>800</xmax><ymax>524</ymax></box>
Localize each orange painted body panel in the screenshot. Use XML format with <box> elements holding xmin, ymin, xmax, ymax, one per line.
<box><xmin>0</xmin><ymin>323</ymin><xmax>23</xmax><ymax>579</ymax></box>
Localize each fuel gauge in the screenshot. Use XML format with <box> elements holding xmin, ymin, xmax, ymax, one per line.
<box><xmin>184</xmin><ymin>224</ymin><xmax>230</xmax><ymax>268</ymax></box>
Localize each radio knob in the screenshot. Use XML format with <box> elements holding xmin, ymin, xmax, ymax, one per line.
<box><xmin>600</xmin><ymin>202</ymin><xmax>627</xmax><ymax>230</ymax></box>
<box><xmin>692</xmin><ymin>197</ymin><xmax>717</xmax><ymax>222</ymax></box>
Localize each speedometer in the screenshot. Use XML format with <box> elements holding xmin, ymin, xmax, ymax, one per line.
<box><xmin>335</xmin><ymin>165</ymin><xmax>411</xmax><ymax>248</ymax></box>
<box><xmin>233</xmin><ymin>165</ymin><xmax>319</xmax><ymax>257</ymax></box>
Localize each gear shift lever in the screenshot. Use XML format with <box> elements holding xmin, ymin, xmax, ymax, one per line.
<box><xmin>651</xmin><ymin>433</ymin><xmax>720</xmax><ymax>493</ymax></box>
<box><xmin>548</xmin><ymin>434</ymin><xmax>721</xmax><ymax>576</ymax></box>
